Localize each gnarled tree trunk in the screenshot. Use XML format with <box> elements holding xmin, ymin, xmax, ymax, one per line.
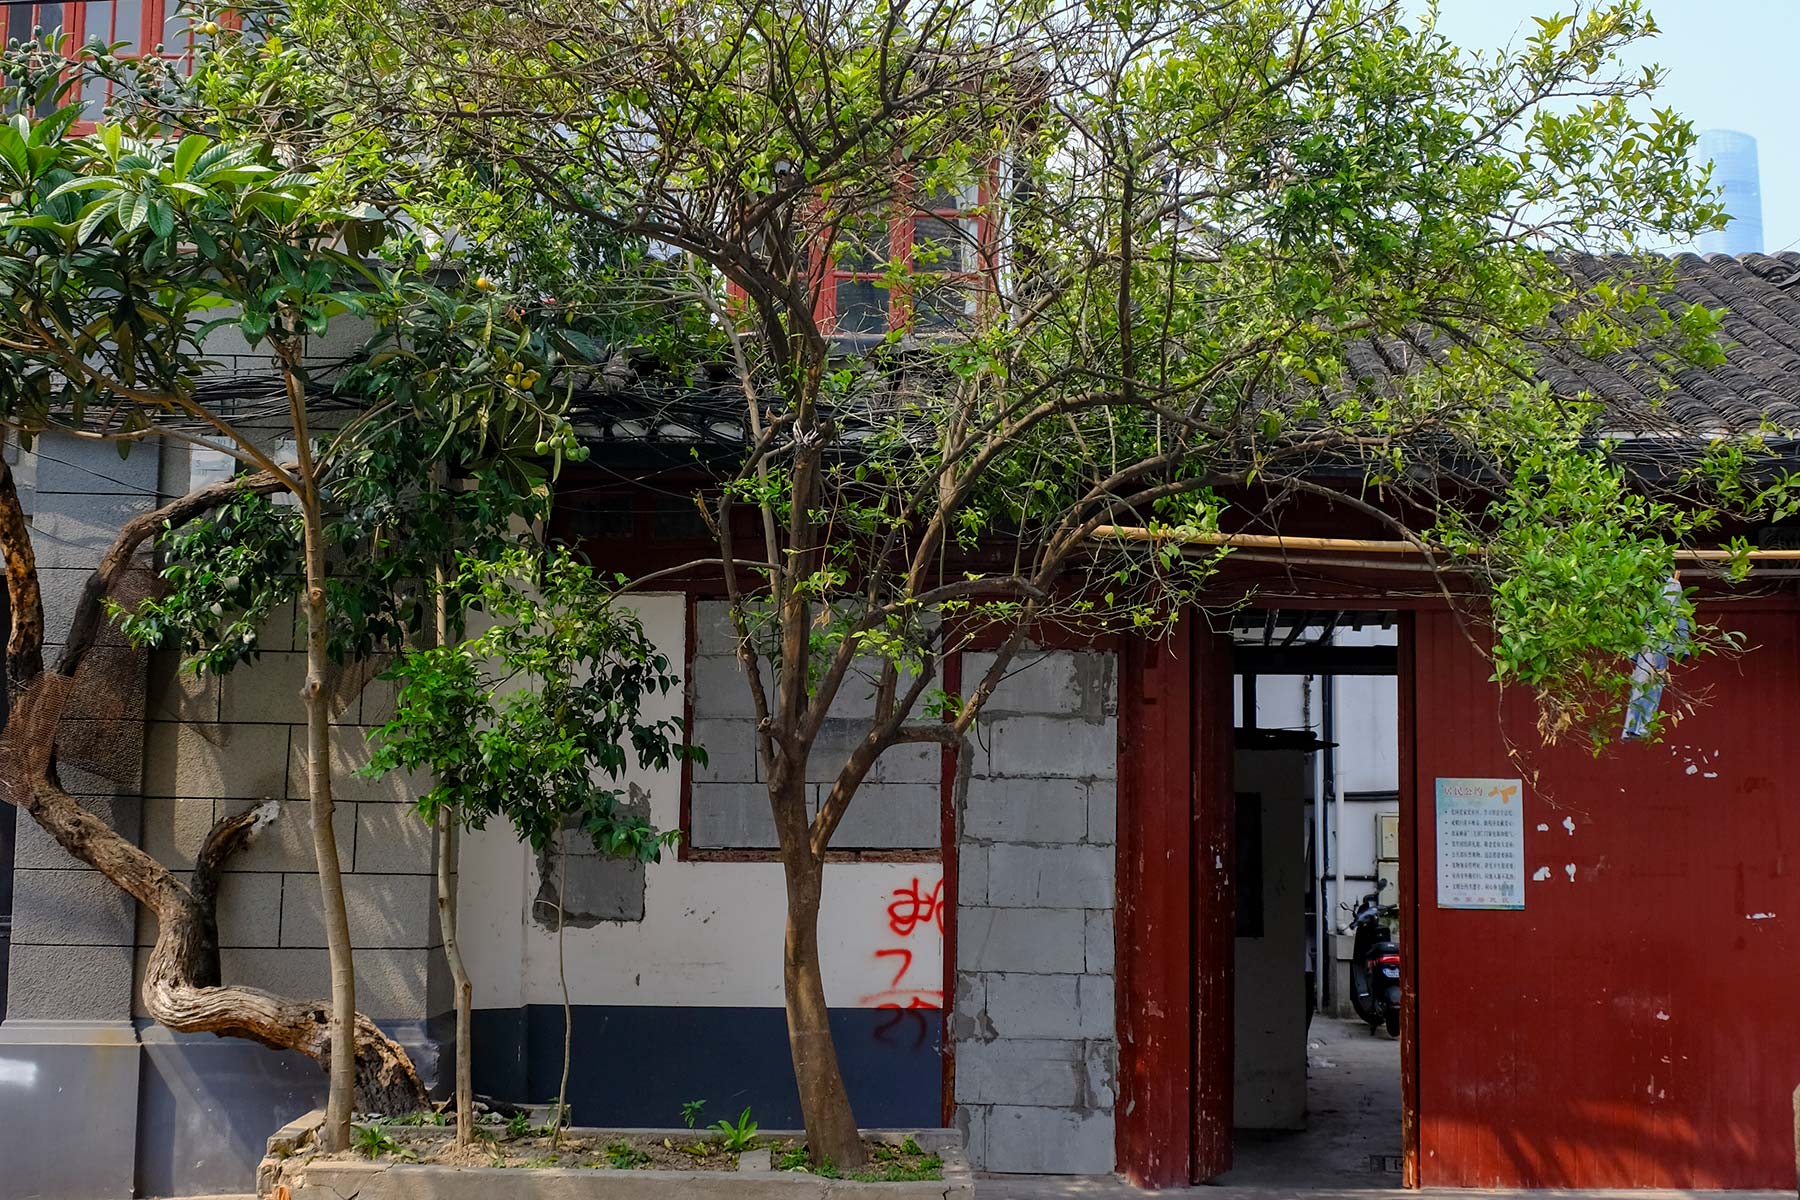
<box><xmin>2</xmin><ymin>674</ymin><xmax>427</xmax><ymax>1113</ymax></box>
<box><xmin>0</xmin><ymin>458</ymin><xmax>426</xmax><ymax>1117</ymax></box>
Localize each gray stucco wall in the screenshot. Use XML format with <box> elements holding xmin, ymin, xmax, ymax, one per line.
<box><xmin>953</xmin><ymin>648</ymin><xmax>1118</xmax><ymax>1175</ymax></box>
<box><xmin>0</xmin><ymin>434</ymin><xmax>446</xmax><ymax>1199</ymax></box>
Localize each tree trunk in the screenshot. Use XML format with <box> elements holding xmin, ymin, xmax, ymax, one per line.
<box><xmin>782</xmin><ymin>849</ymin><xmax>865</xmax><ymax>1168</ymax></box>
<box><xmin>553</xmin><ymin>823</ymin><xmax>573</xmax><ymax>1147</ymax></box>
<box><xmin>436</xmin><ymin>814</ymin><xmax>474</xmax><ymax>1147</ymax></box>
<box><xmin>0</xmin><ymin>452</ymin><xmax>42</xmax><ymax>689</ymax></box>
<box><xmin>299</xmin><ymin>497</ymin><xmax>359</xmax><ymax>1152</ymax></box>
<box><xmin>0</xmin><ymin>675</ymin><xmax>427</xmax><ymax>1114</ymax></box>
<box><xmin>431</xmin><ymin>553</ymin><xmax>475</xmax><ymax>1147</ymax></box>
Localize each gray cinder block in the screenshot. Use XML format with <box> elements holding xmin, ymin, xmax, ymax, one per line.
<box><xmin>964</xmin><ymin>777</ymin><xmax>1090</xmax><ymax>845</ymax></box>
<box><xmin>977</xmin><ymin>715</ymin><xmax>1116</xmax><ymax>781</ymax></box>
<box><xmin>986</xmin><ymin>844</ymin><xmax>1114</xmax><ymax>909</ymax></box>
<box><xmin>956</xmin><ymin>907</ymin><xmax>1087</xmax><ymax>974</ymax></box>
<box><xmin>982</xmin><ymin>1105</ymin><xmax>1115</xmax><ymax>1175</ymax></box>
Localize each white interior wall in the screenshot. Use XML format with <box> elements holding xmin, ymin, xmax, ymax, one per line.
<box><xmin>457</xmin><ymin>594</ymin><xmax>943</xmax><ymax>1011</ymax></box>
<box><xmin>1233</xmin><ymin>749</ymin><xmax>1312</xmax><ymax>1130</ymax></box>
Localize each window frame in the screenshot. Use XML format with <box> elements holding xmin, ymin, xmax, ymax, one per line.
<box><xmin>677</xmin><ymin>592</ymin><xmax>949</xmax><ymax>864</ymax></box>
<box><xmin>4</xmin><ymin>0</ymin><xmax>220</xmax><ymax>131</ymax></box>
<box><xmin>816</xmin><ymin>167</ymin><xmax>998</xmax><ymax>338</ymax></box>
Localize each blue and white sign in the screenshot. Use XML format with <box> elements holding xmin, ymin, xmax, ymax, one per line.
<box><xmin>1435</xmin><ymin>777</ymin><xmax>1524</xmax><ymax>910</ymax></box>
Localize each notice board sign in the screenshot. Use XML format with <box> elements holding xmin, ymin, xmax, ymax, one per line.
<box><xmin>1435</xmin><ymin>778</ymin><xmax>1524</xmax><ymax>910</ymax></box>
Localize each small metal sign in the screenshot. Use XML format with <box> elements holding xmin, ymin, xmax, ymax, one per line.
<box><xmin>1435</xmin><ymin>777</ymin><xmax>1524</xmax><ymax>910</ymax></box>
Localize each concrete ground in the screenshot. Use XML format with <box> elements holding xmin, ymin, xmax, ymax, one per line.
<box><xmin>1218</xmin><ymin>1013</ymin><xmax>1406</xmax><ymax>1188</ymax></box>
<box><xmin>975</xmin><ymin>1018</ymin><xmax>1785</xmax><ymax>1199</ymax></box>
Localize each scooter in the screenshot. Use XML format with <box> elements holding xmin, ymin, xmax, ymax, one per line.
<box><xmin>1346</xmin><ymin>882</ymin><xmax>1402</xmax><ymax>1037</ymax></box>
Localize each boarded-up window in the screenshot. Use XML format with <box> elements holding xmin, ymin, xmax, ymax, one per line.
<box><xmin>686</xmin><ymin>600</ymin><xmax>941</xmax><ymax>856</ymax></box>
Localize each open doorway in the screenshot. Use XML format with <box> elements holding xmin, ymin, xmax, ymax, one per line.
<box><xmin>1217</xmin><ymin>611</ymin><xmax>1404</xmax><ymax>1188</ymax></box>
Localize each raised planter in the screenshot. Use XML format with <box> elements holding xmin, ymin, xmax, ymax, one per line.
<box><xmin>258</xmin><ymin>1111</ymin><xmax>973</xmax><ymax>1200</ymax></box>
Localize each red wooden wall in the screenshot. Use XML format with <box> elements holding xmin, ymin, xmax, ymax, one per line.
<box><xmin>1412</xmin><ymin>603</ymin><xmax>1800</xmax><ymax>1189</ymax></box>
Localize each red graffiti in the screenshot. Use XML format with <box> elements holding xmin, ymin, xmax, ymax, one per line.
<box><xmin>886</xmin><ymin>877</ymin><xmax>944</xmax><ymax>937</ymax></box>
<box><xmin>863</xmin><ymin>877</ymin><xmax>944</xmax><ymax>1013</ymax></box>
<box><xmin>876</xmin><ymin>947</ymin><xmax>914</xmax><ymax>988</ymax></box>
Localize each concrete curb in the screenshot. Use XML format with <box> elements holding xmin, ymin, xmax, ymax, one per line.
<box><xmin>259</xmin><ymin>1112</ymin><xmax>972</xmax><ymax>1199</ymax></box>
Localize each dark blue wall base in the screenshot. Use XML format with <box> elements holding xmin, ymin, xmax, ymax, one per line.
<box><xmin>135</xmin><ymin>1020</ymin><xmax>446</xmax><ymax>1197</ymax></box>
<box><xmin>0</xmin><ymin>1016</ymin><xmax>447</xmax><ymax>1199</ymax></box>
<box><xmin>472</xmin><ymin>1005</ymin><xmax>946</xmax><ymax>1130</ymax></box>
<box><xmin>0</xmin><ymin>1020</ymin><xmax>140</xmax><ymax>1200</ymax></box>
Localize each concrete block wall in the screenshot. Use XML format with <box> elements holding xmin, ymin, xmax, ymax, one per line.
<box><xmin>954</xmin><ymin>648</ymin><xmax>1118</xmax><ymax>1175</ymax></box>
<box><xmin>137</xmin><ymin>642</ymin><xmax>443</xmax><ymax>1019</ymax></box>
<box><xmin>0</xmin><ymin>434</ymin><xmax>445</xmax><ymax>1024</ymax></box>
<box><xmin>122</xmin><ymin>441</ymin><xmax>444</xmax><ymax>1023</ymax></box>
<box><xmin>4</xmin><ymin>432</ymin><xmax>159</xmax><ymax>1023</ymax></box>
<box><xmin>688</xmin><ymin>600</ymin><xmax>939</xmax><ymax>851</ymax></box>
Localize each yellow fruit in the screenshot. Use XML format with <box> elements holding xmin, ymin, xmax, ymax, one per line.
<box><xmin>199</xmin><ymin>20</ymin><xmax>220</xmax><ymax>35</ymax></box>
<box><xmin>474</xmin><ymin>276</ymin><xmax>495</xmax><ymax>292</ymax></box>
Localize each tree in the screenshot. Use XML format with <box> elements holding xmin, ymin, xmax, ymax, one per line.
<box><xmin>362</xmin><ymin>547</ymin><xmax>698</xmax><ymax>1146</ymax></box>
<box><xmin>148</xmin><ymin>0</ymin><xmax>1777</xmax><ymax>1166</ymax></box>
<box><xmin>0</xmin><ymin>68</ymin><xmax>586</xmax><ymax>1145</ymax></box>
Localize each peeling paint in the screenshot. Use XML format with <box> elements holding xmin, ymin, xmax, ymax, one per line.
<box><xmin>1536</xmin><ymin>824</ymin><xmax>1550</xmax><ymax>832</ymax></box>
<box><xmin>1562</xmin><ymin>816</ymin><xmax>1575</xmax><ymax>836</ymax></box>
<box><xmin>1532</xmin><ymin>867</ymin><xmax>1551</xmax><ymax>882</ymax></box>
<box><xmin>1747</xmin><ymin>912</ymin><xmax>1776</xmax><ymax>921</ymax></box>
<box><xmin>1655</xmin><ymin>1011</ymin><xmax>1671</xmax><ymax>1021</ymax></box>
<box><xmin>1564</xmin><ymin>863</ymin><xmax>1577</xmax><ymax>882</ymax></box>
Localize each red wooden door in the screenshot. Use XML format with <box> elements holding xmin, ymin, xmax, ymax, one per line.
<box><xmin>1192</xmin><ymin>629</ymin><xmax>1236</xmax><ymax>1181</ymax></box>
<box><xmin>1116</xmin><ymin>619</ymin><xmax>1236</xmax><ymax>1186</ymax></box>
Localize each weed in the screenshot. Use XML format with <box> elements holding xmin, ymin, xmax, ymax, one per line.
<box><xmin>524</xmin><ymin>1155</ymin><xmax>561</xmax><ymax>1169</ymax></box>
<box><xmin>846</xmin><ymin>1156</ymin><xmax>943</xmax><ymax>1183</ymax></box>
<box><xmin>505</xmin><ymin>1112</ymin><xmax>533</xmax><ymax>1139</ymax></box>
<box><xmin>776</xmin><ymin>1147</ymin><xmax>811</xmax><ymax>1172</ymax></box>
<box><xmin>680</xmin><ymin>1099</ymin><xmax>708</xmax><ymax>1129</ymax></box>
<box><xmin>901</xmin><ymin>1135</ymin><xmax>924</xmax><ymax>1156</ymax></box>
<box><xmin>352</xmin><ymin>1124</ymin><xmax>400</xmax><ymax>1160</ymax></box>
<box><xmin>712</xmin><ymin>1106</ymin><xmax>759</xmax><ymax>1152</ymax></box>
<box><xmin>606</xmin><ymin>1141</ymin><xmax>650</xmax><ymax>1170</ymax></box>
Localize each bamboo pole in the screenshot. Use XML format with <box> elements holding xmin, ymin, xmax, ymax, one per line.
<box><xmin>1089</xmin><ymin>524</ymin><xmax>1800</xmax><ymax>564</ymax></box>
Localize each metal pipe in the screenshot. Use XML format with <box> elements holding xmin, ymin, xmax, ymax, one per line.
<box><xmin>1324</xmin><ymin>662</ymin><xmax>1341</xmax><ymax>1016</ymax></box>
<box><xmin>1312</xmin><ymin>674</ymin><xmax>1328</xmax><ymax>1013</ymax></box>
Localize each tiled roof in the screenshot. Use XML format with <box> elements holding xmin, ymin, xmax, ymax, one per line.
<box><xmin>1320</xmin><ymin>253</ymin><xmax>1800</xmax><ymax>438</ymax></box>
<box><xmin>1556</xmin><ymin>252</ymin><xmax>1800</xmax><ymax>434</ymax></box>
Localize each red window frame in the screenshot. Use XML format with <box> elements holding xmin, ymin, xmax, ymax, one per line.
<box><xmin>3</xmin><ymin>0</ymin><xmax>219</xmax><ymax>129</ymax></box>
<box><xmin>816</xmin><ymin>169</ymin><xmax>998</xmax><ymax>336</ymax></box>
<box><xmin>721</xmin><ymin>165</ymin><xmax>1000</xmax><ymax>338</ymax></box>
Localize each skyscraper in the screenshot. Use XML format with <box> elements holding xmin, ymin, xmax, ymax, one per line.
<box><xmin>1696</xmin><ymin>129</ymin><xmax>1764</xmax><ymax>257</ymax></box>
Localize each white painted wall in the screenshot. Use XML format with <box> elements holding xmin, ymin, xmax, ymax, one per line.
<box><xmin>458</xmin><ymin>594</ymin><xmax>943</xmax><ymax>1012</ymax></box>
<box><xmin>1233</xmin><ymin>749</ymin><xmax>1312</xmax><ymax>1131</ymax></box>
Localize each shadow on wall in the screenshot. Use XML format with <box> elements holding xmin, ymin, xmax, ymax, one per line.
<box><xmin>135</xmin><ymin>1032</ymin><xmax>327</xmax><ymax>1198</ymax></box>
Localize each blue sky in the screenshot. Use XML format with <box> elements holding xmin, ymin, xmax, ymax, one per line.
<box><xmin>1418</xmin><ymin>1</ymin><xmax>1800</xmax><ymax>253</ymax></box>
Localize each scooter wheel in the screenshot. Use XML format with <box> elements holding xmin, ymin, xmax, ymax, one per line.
<box><xmin>1385</xmin><ymin>1009</ymin><xmax>1401</xmax><ymax>1038</ymax></box>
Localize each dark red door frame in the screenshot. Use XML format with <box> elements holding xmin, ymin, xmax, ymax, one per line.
<box><xmin>1115</xmin><ymin>618</ymin><xmax>1236</xmax><ymax>1187</ymax></box>
<box><xmin>1397</xmin><ymin>613</ymin><xmax>1422</xmax><ymax>1187</ymax></box>
<box><xmin>1191</xmin><ymin>626</ymin><xmax>1236</xmax><ymax>1180</ymax></box>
